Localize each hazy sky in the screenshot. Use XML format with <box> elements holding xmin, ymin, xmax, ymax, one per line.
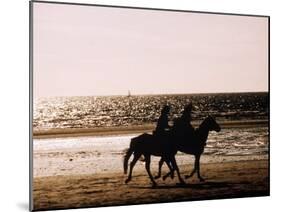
<box><xmin>33</xmin><ymin>2</ymin><xmax>268</xmax><ymax>98</ymax></box>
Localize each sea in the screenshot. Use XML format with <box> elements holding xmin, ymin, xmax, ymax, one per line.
<box><xmin>33</xmin><ymin>92</ymin><xmax>269</xmax><ymax>177</ymax></box>
<box><xmin>33</xmin><ymin>92</ymin><xmax>268</xmax><ymax>131</ymax></box>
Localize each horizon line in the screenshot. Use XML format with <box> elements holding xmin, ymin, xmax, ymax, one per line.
<box><xmin>34</xmin><ymin>90</ymin><xmax>269</xmax><ymax>99</ymax></box>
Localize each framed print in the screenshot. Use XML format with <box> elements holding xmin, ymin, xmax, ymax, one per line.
<box><xmin>30</xmin><ymin>1</ymin><xmax>269</xmax><ymax>211</ymax></box>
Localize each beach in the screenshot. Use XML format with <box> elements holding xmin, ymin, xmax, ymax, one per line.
<box><xmin>32</xmin><ymin>121</ymin><xmax>269</xmax><ymax>211</ymax></box>
<box><xmin>33</xmin><ymin>160</ymin><xmax>269</xmax><ymax>211</ymax></box>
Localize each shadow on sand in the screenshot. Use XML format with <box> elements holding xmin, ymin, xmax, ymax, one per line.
<box><xmin>130</xmin><ymin>180</ymin><xmax>250</xmax><ymax>190</ymax></box>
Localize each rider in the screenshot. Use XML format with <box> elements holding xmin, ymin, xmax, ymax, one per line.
<box><xmin>154</xmin><ymin>105</ymin><xmax>171</xmax><ymax>137</ymax></box>
<box><xmin>172</xmin><ymin>102</ymin><xmax>195</xmax><ymax>141</ymax></box>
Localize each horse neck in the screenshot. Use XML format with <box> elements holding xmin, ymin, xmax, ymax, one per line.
<box><xmin>197</xmin><ymin>121</ymin><xmax>210</xmax><ymax>144</ymax></box>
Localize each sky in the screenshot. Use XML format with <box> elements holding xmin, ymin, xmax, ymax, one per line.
<box><xmin>33</xmin><ymin>2</ymin><xmax>269</xmax><ymax>98</ymax></box>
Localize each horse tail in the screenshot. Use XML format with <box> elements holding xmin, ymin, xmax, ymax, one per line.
<box><xmin>124</xmin><ymin>133</ymin><xmax>149</xmax><ymax>174</ymax></box>
<box><xmin>123</xmin><ymin>139</ymin><xmax>135</xmax><ymax>174</ymax></box>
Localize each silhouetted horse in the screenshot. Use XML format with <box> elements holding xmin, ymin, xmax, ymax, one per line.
<box><xmin>123</xmin><ymin>132</ymin><xmax>184</xmax><ymax>186</ymax></box>
<box><xmin>155</xmin><ymin>115</ymin><xmax>221</xmax><ymax>182</ymax></box>
<box><xmin>123</xmin><ymin>115</ymin><xmax>220</xmax><ymax>186</ymax></box>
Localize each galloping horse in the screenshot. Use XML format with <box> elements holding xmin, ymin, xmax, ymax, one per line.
<box><xmin>123</xmin><ymin>115</ymin><xmax>221</xmax><ymax>186</ymax></box>
<box><xmin>155</xmin><ymin>115</ymin><xmax>221</xmax><ymax>182</ymax></box>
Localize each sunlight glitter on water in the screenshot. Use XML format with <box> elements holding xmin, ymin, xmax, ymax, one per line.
<box><xmin>33</xmin><ymin>93</ymin><xmax>268</xmax><ymax>131</ymax></box>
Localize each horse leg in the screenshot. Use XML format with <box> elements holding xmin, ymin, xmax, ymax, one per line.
<box><xmin>162</xmin><ymin>159</ymin><xmax>175</xmax><ymax>181</ymax></box>
<box><xmin>144</xmin><ymin>154</ymin><xmax>157</xmax><ymax>187</ymax></box>
<box><xmin>170</xmin><ymin>156</ymin><xmax>185</xmax><ymax>185</ymax></box>
<box><xmin>185</xmin><ymin>155</ymin><xmax>197</xmax><ymax>179</ymax></box>
<box><xmin>125</xmin><ymin>153</ymin><xmax>141</xmax><ymax>184</ymax></box>
<box><xmin>196</xmin><ymin>155</ymin><xmax>205</xmax><ymax>182</ymax></box>
<box><xmin>154</xmin><ymin>157</ymin><xmax>164</xmax><ymax>179</ymax></box>
<box><xmin>166</xmin><ymin>160</ymin><xmax>175</xmax><ymax>179</ymax></box>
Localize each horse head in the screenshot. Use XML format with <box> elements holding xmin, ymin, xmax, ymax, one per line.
<box><xmin>205</xmin><ymin>115</ymin><xmax>221</xmax><ymax>132</ymax></box>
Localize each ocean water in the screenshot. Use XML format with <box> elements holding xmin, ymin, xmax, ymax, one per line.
<box><xmin>33</xmin><ymin>92</ymin><xmax>269</xmax><ymax>177</ymax></box>
<box><xmin>34</xmin><ymin>127</ymin><xmax>268</xmax><ymax>177</ymax></box>
<box><xmin>33</xmin><ymin>92</ymin><xmax>268</xmax><ymax>131</ymax></box>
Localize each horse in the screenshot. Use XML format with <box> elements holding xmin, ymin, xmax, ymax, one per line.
<box><xmin>123</xmin><ymin>115</ymin><xmax>220</xmax><ymax>186</ymax></box>
<box><xmin>154</xmin><ymin>115</ymin><xmax>221</xmax><ymax>182</ymax></box>
<box><xmin>123</xmin><ymin>132</ymin><xmax>185</xmax><ymax>187</ymax></box>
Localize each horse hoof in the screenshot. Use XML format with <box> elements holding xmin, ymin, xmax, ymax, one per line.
<box><xmin>162</xmin><ymin>176</ymin><xmax>167</xmax><ymax>181</ymax></box>
<box><xmin>154</xmin><ymin>175</ymin><xmax>160</xmax><ymax>179</ymax></box>
<box><xmin>199</xmin><ymin>178</ymin><xmax>205</xmax><ymax>182</ymax></box>
<box><xmin>185</xmin><ymin>175</ymin><xmax>191</xmax><ymax>179</ymax></box>
<box><xmin>125</xmin><ymin>179</ymin><xmax>130</xmax><ymax>184</ymax></box>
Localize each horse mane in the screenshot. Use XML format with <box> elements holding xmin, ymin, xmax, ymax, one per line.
<box><xmin>194</xmin><ymin>116</ymin><xmax>211</xmax><ymax>144</ymax></box>
<box><xmin>195</xmin><ymin>117</ymin><xmax>209</xmax><ymax>131</ymax></box>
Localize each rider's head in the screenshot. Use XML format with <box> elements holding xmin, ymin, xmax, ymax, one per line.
<box><xmin>161</xmin><ymin>105</ymin><xmax>170</xmax><ymax>115</ymax></box>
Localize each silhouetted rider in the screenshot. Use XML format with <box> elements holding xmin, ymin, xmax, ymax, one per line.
<box><xmin>172</xmin><ymin>103</ymin><xmax>195</xmax><ymax>141</ymax></box>
<box><xmin>154</xmin><ymin>105</ymin><xmax>171</xmax><ymax>137</ymax></box>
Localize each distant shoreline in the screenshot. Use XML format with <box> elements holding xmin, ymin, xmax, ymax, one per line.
<box><xmin>33</xmin><ymin>119</ymin><xmax>268</xmax><ymax>139</ymax></box>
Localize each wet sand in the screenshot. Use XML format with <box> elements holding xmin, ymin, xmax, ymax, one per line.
<box><xmin>33</xmin><ymin>119</ymin><xmax>268</xmax><ymax>139</ymax></box>
<box><xmin>33</xmin><ymin>160</ymin><xmax>269</xmax><ymax>211</ymax></box>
